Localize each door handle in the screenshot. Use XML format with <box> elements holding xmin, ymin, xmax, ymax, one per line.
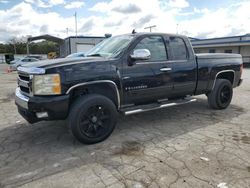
<box><xmin>160</xmin><ymin>67</ymin><xmax>172</xmax><ymax>72</ymax></box>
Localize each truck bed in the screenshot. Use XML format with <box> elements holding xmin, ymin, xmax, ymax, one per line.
<box><xmin>196</xmin><ymin>53</ymin><xmax>242</xmax><ymax>59</ymax></box>
<box><xmin>195</xmin><ymin>53</ymin><xmax>243</xmax><ymax>95</ymax></box>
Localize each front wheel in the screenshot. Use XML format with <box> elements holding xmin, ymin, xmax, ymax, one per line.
<box><xmin>207</xmin><ymin>79</ymin><xmax>233</xmax><ymax>109</ymax></box>
<box><xmin>68</xmin><ymin>94</ymin><xmax>118</xmax><ymax>144</ymax></box>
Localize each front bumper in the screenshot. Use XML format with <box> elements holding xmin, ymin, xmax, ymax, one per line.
<box><xmin>15</xmin><ymin>88</ymin><xmax>70</xmax><ymax>123</ymax></box>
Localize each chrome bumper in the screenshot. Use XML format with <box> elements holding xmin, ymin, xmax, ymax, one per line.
<box><xmin>15</xmin><ymin>87</ymin><xmax>29</xmax><ymax>109</ymax></box>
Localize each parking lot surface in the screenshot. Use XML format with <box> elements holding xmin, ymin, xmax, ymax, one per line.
<box><xmin>0</xmin><ymin>64</ymin><xmax>250</xmax><ymax>188</ymax></box>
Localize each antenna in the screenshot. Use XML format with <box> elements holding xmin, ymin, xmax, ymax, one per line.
<box><xmin>144</xmin><ymin>25</ymin><xmax>156</xmax><ymax>32</ymax></box>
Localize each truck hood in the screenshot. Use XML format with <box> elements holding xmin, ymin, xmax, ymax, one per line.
<box><xmin>21</xmin><ymin>57</ymin><xmax>107</xmax><ymax>69</ymax></box>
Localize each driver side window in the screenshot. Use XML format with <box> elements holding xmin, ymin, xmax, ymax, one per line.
<box><xmin>134</xmin><ymin>36</ymin><xmax>167</xmax><ymax>61</ymax></box>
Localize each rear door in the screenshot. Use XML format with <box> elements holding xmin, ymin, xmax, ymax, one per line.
<box><xmin>167</xmin><ymin>36</ymin><xmax>197</xmax><ymax>96</ymax></box>
<box><xmin>122</xmin><ymin>35</ymin><xmax>174</xmax><ymax>104</ymax></box>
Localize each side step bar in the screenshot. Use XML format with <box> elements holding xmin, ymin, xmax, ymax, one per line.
<box><xmin>121</xmin><ymin>98</ymin><xmax>197</xmax><ymax>115</ymax></box>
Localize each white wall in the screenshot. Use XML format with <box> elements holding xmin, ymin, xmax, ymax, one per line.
<box><xmin>241</xmin><ymin>46</ymin><xmax>250</xmax><ymax>64</ymax></box>
<box><xmin>76</xmin><ymin>43</ymin><xmax>95</xmax><ymax>53</ymax></box>
<box><xmin>194</xmin><ymin>45</ymin><xmax>250</xmax><ymax>64</ymax></box>
<box><xmin>70</xmin><ymin>37</ymin><xmax>105</xmax><ymax>54</ymax></box>
<box><xmin>194</xmin><ymin>46</ymin><xmax>239</xmax><ymax>53</ymax></box>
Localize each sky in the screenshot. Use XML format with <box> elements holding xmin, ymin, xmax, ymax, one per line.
<box><xmin>0</xmin><ymin>0</ymin><xmax>249</xmax><ymax>43</ymax></box>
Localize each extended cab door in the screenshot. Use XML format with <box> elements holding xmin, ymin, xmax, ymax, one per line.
<box><xmin>167</xmin><ymin>36</ymin><xmax>197</xmax><ymax>97</ymax></box>
<box><xmin>122</xmin><ymin>35</ymin><xmax>174</xmax><ymax>104</ymax></box>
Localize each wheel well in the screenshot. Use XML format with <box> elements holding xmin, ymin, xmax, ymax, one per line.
<box><xmin>216</xmin><ymin>71</ymin><xmax>234</xmax><ymax>85</ymax></box>
<box><xmin>69</xmin><ymin>83</ymin><xmax>119</xmax><ymax>108</ymax></box>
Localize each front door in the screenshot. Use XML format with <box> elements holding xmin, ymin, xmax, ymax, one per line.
<box><xmin>122</xmin><ymin>35</ymin><xmax>174</xmax><ymax>104</ymax></box>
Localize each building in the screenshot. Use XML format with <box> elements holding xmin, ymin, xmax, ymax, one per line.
<box><xmin>60</xmin><ymin>36</ymin><xmax>105</xmax><ymax>57</ymax></box>
<box><xmin>27</xmin><ymin>34</ymin><xmax>107</xmax><ymax>58</ymax></box>
<box><xmin>190</xmin><ymin>34</ymin><xmax>250</xmax><ymax>65</ymax></box>
<box><xmin>27</xmin><ymin>34</ymin><xmax>63</xmax><ymax>57</ymax></box>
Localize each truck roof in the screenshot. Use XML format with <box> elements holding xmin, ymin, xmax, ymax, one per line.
<box><xmin>120</xmin><ymin>32</ymin><xmax>187</xmax><ymax>39</ymax></box>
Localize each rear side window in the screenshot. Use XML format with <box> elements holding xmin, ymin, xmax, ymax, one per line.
<box><xmin>209</xmin><ymin>49</ymin><xmax>216</xmax><ymax>53</ymax></box>
<box><xmin>134</xmin><ymin>36</ymin><xmax>167</xmax><ymax>61</ymax></box>
<box><xmin>225</xmin><ymin>49</ymin><xmax>232</xmax><ymax>53</ymax></box>
<box><xmin>22</xmin><ymin>59</ymin><xmax>29</xmax><ymax>62</ymax></box>
<box><xmin>169</xmin><ymin>37</ymin><xmax>188</xmax><ymax>60</ymax></box>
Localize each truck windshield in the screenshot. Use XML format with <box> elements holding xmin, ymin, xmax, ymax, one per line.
<box><xmin>86</xmin><ymin>35</ymin><xmax>134</xmax><ymax>58</ymax></box>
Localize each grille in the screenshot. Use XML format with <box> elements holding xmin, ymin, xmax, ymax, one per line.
<box><xmin>18</xmin><ymin>72</ymin><xmax>32</xmax><ymax>96</ymax></box>
<box><xmin>19</xmin><ymin>74</ymin><xmax>29</xmax><ymax>82</ymax></box>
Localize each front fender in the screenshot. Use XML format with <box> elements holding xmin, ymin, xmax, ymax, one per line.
<box><xmin>66</xmin><ymin>80</ymin><xmax>121</xmax><ymax>109</ymax></box>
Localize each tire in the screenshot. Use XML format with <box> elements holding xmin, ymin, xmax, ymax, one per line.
<box><xmin>207</xmin><ymin>79</ymin><xmax>233</xmax><ymax>109</ymax></box>
<box><xmin>68</xmin><ymin>94</ymin><xmax>118</xmax><ymax>144</ymax></box>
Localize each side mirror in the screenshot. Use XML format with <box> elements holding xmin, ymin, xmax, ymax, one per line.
<box><xmin>130</xmin><ymin>49</ymin><xmax>151</xmax><ymax>61</ymax></box>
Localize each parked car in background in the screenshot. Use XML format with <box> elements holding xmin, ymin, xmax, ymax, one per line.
<box><xmin>10</xmin><ymin>55</ymin><xmax>44</xmax><ymax>65</ymax></box>
<box><xmin>65</xmin><ymin>52</ymin><xmax>85</xmax><ymax>58</ymax></box>
<box><xmin>10</xmin><ymin>58</ymin><xmax>21</xmax><ymax>64</ymax></box>
<box><xmin>10</xmin><ymin>57</ymin><xmax>39</xmax><ymax>71</ymax></box>
<box><xmin>26</xmin><ymin>55</ymin><xmax>44</xmax><ymax>60</ymax></box>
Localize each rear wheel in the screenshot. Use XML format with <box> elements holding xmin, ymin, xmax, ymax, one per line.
<box><xmin>68</xmin><ymin>94</ymin><xmax>117</xmax><ymax>144</ymax></box>
<box><xmin>207</xmin><ymin>79</ymin><xmax>233</xmax><ymax>109</ymax></box>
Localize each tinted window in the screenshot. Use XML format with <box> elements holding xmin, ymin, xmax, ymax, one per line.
<box><xmin>22</xmin><ymin>59</ymin><xmax>29</xmax><ymax>62</ymax></box>
<box><xmin>209</xmin><ymin>49</ymin><xmax>216</xmax><ymax>53</ymax></box>
<box><xmin>169</xmin><ymin>37</ymin><xmax>187</xmax><ymax>60</ymax></box>
<box><xmin>194</xmin><ymin>49</ymin><xmax>201</xmax><ymax>54</ymax></box>
<box><xmin>87</xmin><ymin>35</ymin><xmax>134</xmax><ymax>58</ymax></box>
<box><xmin>134</xmin><ymin>36</ymin><xmax>167</xmax><ymax>61</ymax></box>
<box><xmin>225</xmin><ymin>49</ymin><xmax>232</xmax><ymax>53</ymax></box>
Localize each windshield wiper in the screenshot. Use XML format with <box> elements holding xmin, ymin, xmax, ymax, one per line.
<box><xmin>87</xmin><ymin>53</ymin><xmax>102</xmax><ymax>57</ymax></box>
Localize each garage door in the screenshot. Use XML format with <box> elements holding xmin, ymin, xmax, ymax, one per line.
<box><xmin>76</xmin><ymin>43</ymin><xmax>95</xmax><ymax>53</ymax></box>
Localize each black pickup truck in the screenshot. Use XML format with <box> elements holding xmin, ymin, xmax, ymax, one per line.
<box><xmin>15</xmin><ymin>33</ymin><xmax>243</xmax><ymax>144</ymax></box>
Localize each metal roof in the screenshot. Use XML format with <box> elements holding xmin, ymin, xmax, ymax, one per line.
<box><xmin>191</xmin><ymin>34</ymin><xmax>250</xmax><ymax>47</ymax></box>
<box><xmin>190</xmin><ymin>34</ymin><xmax>250</xmax><ymax>41</ymax></box>
<box><xmin>28</xmin><ymin>34</ymin><xmax>63</xmax><ymax>43</ymax></box>
<box><xmin>65</xmin><ymin>36</ymin><xmax>106</xmax><ymax>40</ymax></box>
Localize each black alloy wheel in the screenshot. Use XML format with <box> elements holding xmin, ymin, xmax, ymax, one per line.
<box><xmin>207</xmin><ymin>79</ymin><xmax>233</xmax><ymax>109</ymax></box>
<box><xmin>69</xmin><ymin>94</ymin><xmax>117</xmax><ymax>144</ymax></box>
<box><xmin>220</xmin><ymin>85</ymin><xmax>231</xmax><ymax>105</ymax></box>
<box><xmin>79</xmin><ymin>105</ymin><xmax>111</xmax><ymax>138</ymax></box>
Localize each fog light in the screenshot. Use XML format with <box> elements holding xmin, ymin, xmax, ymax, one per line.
<box><xmin>36</xmin><ymin>112</ymin><xmax>48</xmax><ymax>118</ymax></box>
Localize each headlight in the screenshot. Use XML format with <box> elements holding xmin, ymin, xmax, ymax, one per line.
<box><xmin>33</xmin><ymin>74</ymin><xmax>61</xmax><ymax>95</ymax></box>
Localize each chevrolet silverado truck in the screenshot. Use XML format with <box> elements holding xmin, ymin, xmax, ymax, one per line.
<box><xmin>15</xmin><ymin>33</ymin><xmax>243</xmax><ymax>144</ymax></box>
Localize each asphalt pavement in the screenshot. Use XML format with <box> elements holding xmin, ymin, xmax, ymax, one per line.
<box><xmin>0</xmin><ymin>64</ymin><xmax>249</xmax><ymax>188</ymax></box>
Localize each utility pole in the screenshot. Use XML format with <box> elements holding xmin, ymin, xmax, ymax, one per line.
<box><xmin>74</xmin><ymin>12</ymin><xmax>77</xmax><ymax>37</ymax></box>
<box><xmin>13</xmin><ymin>43</ymin><xmax>17</xmax><ymax>54</ymax></box>
<box><xmin>26</xmin><ymin>42</ymin><xmax>29</xmax><ymax>55</ymax></box>
<box><xmin>176</xmin><ymin>24</ymin><xmax>179</xmax><ymax>34</ymax></box>
<box><xmin>66</xmin><ymin>27</ymin><xmax>69</xmax><ymax>37</ymax></box>
<box><xmin>144</xmin><ymin>25</ymin><xmax>156</xmax><ymax>32</ymax></box>
<box><xmin>26</xmin><ymin>35</ymin><xmax>31</xmax><ymax>55</ymax></box>
<box><xmin>10</xmin><ymin>38</ymin><xmax>17</xmax><ymax>54</ymax></box>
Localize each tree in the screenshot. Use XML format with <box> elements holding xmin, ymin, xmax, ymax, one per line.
<box><xmin>0</xmin><ymin>39</ymin><xmax>58</xmax><ymax>55</ymax></box>
<box><xmin>0</xmin><ymin>43</ymin><xmax>6</xmax><ymax>53</ymax></box>
<box><xmin>8</xmin><ymin>38</ymin><xmax>17</xmax><ymax>54</ymax></box>
<box><xmin>29</xmin><ymin>41</ymin><xmax>58</xmax><ymax>54</ymax></box>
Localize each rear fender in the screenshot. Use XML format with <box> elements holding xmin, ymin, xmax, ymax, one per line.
<box><xmin>208</xmin><ymin>70</ymin><xmax>235</xmax><ymax>91</ymax></box>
